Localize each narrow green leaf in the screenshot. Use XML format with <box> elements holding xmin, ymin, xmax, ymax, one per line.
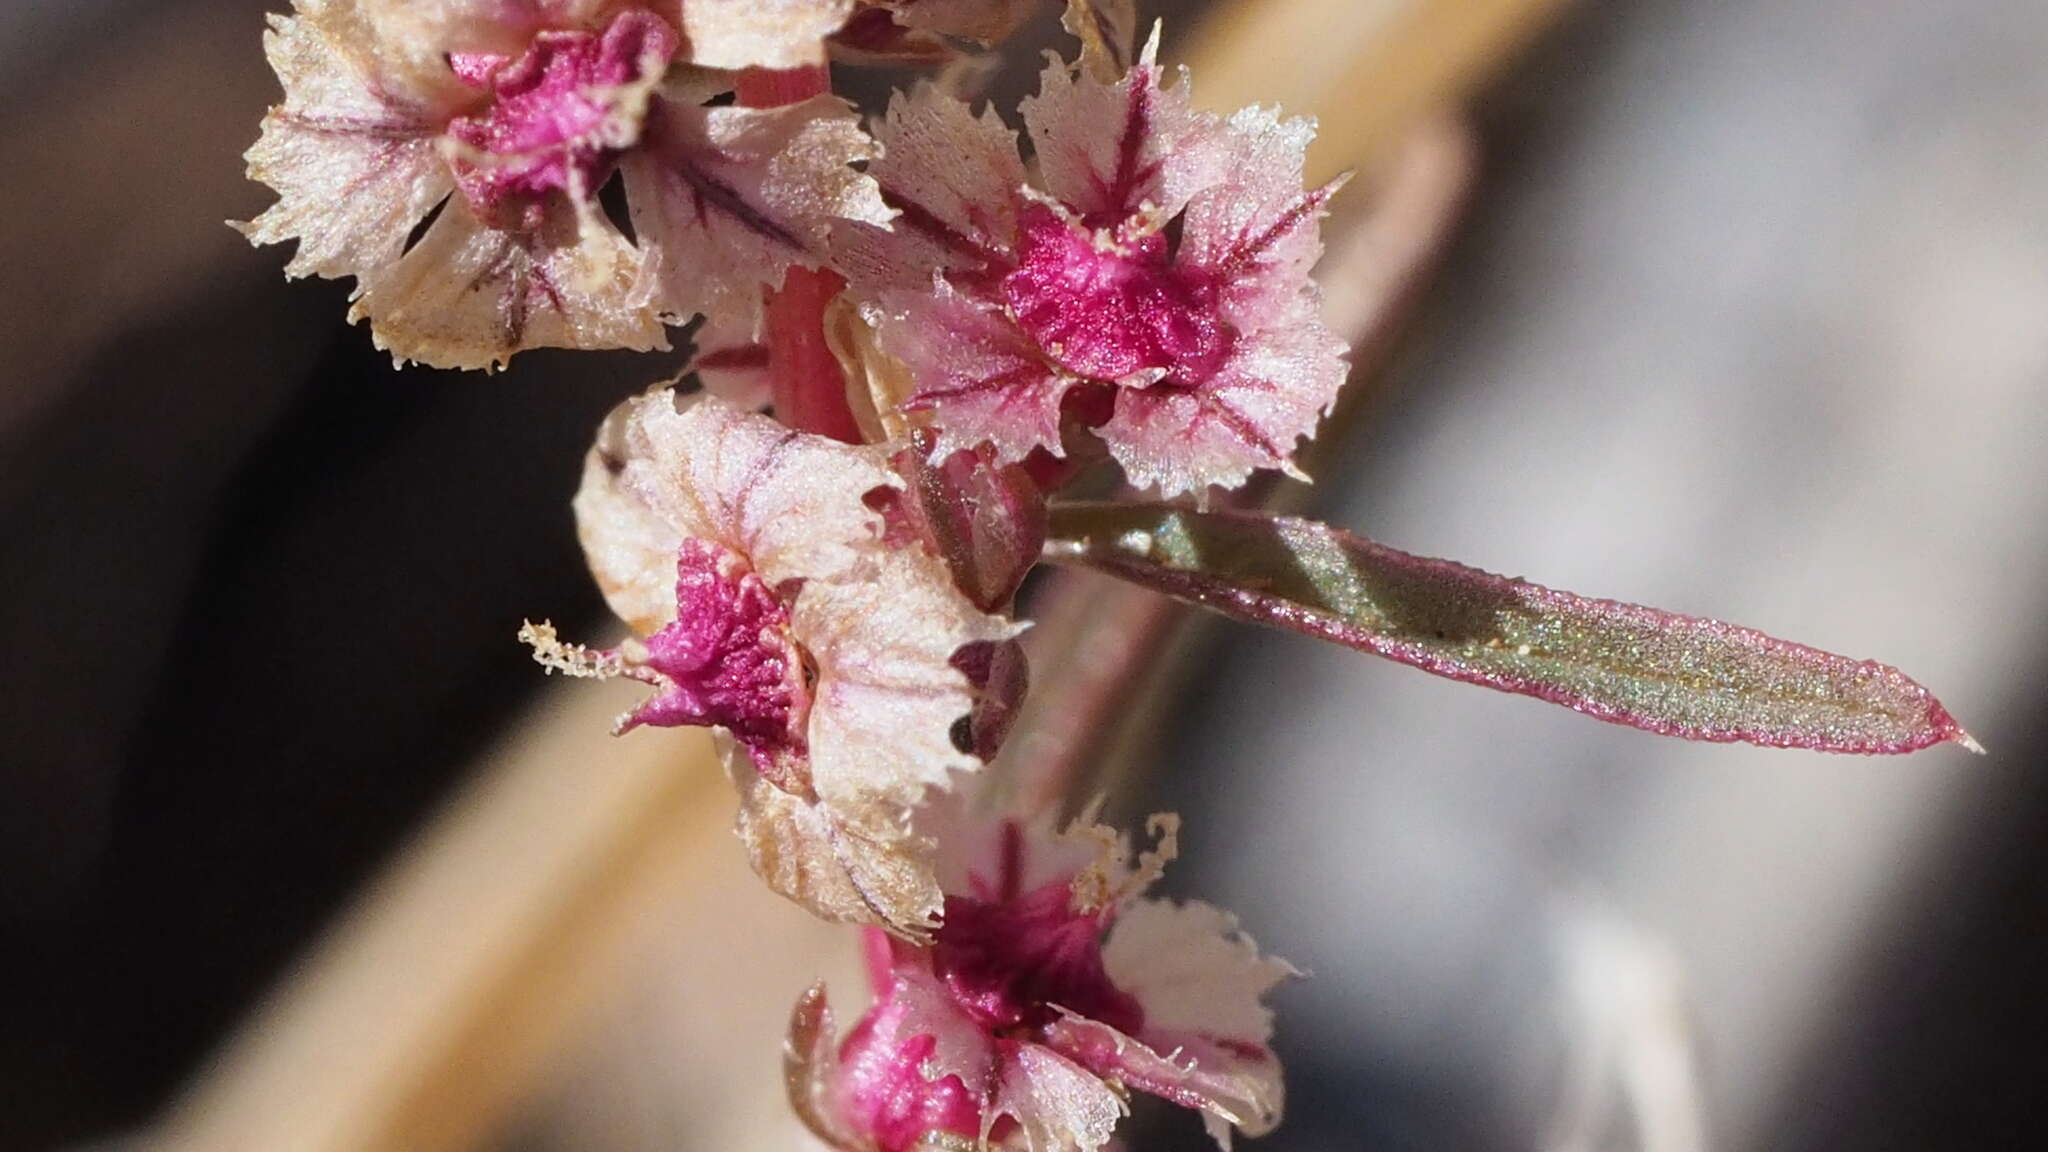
<box><xmin>1043</xmin><ymin>502</ymin><xmax>1977</xmax><ymax>755</ymax></box>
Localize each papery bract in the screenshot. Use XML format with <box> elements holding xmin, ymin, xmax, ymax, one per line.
<box><xmin>680</xmin><ymin>0</ymin><xmax>853</xmax><ymax>69</ymax></box>
<box><xmin>621</xmin><ymin>92</ymin><xmax>891</xmax><ymax>335</ymax></box>
<box><xmin>525</xmin><ymin>393</ymin><xmax>1017</xmax><ymax>932</ymax></box>
<box><xmin>788</xmin><ymin>803</ymin><xmax>1291</xmax><ymax>1152</ymax></box>
<box><xmin>837</xmin><ymin>34</ymin><xmax>1348</xmax><ymax>496</ymax></box>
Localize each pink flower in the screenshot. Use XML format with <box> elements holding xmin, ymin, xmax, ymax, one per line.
<box><xmin>787</xmin><ymin>805</ymin><xmax>1292</xmax><ymax>1152</ymax></box>
<box><xmin>237</xmin><ymin>0</ymin><xmax>888</xmax><ymax>369</ymax></box>
<box><xmin>836</xmin><ymin>32</ymin><xmax>1350</xmax><ymax>496</ymax></box>
<box><xmin>522</xmin><ymin>392</ymin><xmax>1015</xmax><ymax>932</ymax></box>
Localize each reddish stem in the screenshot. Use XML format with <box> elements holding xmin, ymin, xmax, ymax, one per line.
<box><xmin>735</xmin><ymin>65</ymin><xmax>830</xmax><ymax>107</ymax></box>
<box><xmin>736</xmin><ymin>63</ymin><xmax>864</xmax><ymax>443</ymax></box>
<box><xmin>763</xmin><ymin>266</ymin><xmax>863</xmax><ymax>443</ymax></box>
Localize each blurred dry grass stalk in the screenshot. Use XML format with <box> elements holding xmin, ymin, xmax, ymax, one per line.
<box><xmin>152</xmin><ymin>1</ymin><xmax>1561</xmax><ymax>1149</ymax></box>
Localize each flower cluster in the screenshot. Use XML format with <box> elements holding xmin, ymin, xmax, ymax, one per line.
<box><xmin>789</xmin><ymin>800</ymin><xmax>1291</xmax><ymax>1152</ymax></box>
<box><xmin>239</xmin><ymin>0</ymin><xmax>1974</xmax><ymax>1147</ymax></box>
<box><xmin>237</xmin><ymin>0</ymin><xmax>890</xmax><ymax>369</ymax></box>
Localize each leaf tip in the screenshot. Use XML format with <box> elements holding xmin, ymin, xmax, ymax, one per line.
<box><xmin>1930</xmin><ymin>701</ymin><xmax>1985</xmax><ymax>755</ymax></box>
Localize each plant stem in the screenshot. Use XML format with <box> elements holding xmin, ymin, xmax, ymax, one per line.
<box><xmin>737</xmin><ymin>62</ymin><xmax>864</xmax><ymax>443</ymax></box>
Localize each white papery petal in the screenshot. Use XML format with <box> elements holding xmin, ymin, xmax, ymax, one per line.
<box><xmin>835</xmin><ymin>83</ymin><xmax>1027</xmax><ymax>296</ymax></box>
<box><xmin>799</xmin><ymin>551</ymin><xmax>1020</xmax><ymax>837</ymax></box>
<box><xmin>236</xmin><ymin>1</ymin><xmax>461</xmax><ymax>283</ymax></box>
<box><xmin>588</xmin><ymin>392</ymin><xmax>895</xmax><ymax>603</ymax></box>
<box><xmin>680</xmin><ymin>0</ymin><xmax>852</xmax><ymax>68</ymax></box>
<box><xmin>625</xmin><ymin>94</ymin><xmax>890</xmax><ymax>331</ymax></box>
<box><xmin>569</xmin><ymin>395</ymin><xmax>1010</xmax><ymax>935</ymax></box>
<box><xmin>1019</xmin><ymin>38</ymin><xmax>1221</xmax><ymax>223</ymax></box>
<box><xmin>729</xmin><ymin>750</ymin><xmax>947</xmax><ymax>931</ymax></box>
<box><xmin>349</xmin><ymin>196</ymin><xmax>666</xmax><ymax>369</ymax></box>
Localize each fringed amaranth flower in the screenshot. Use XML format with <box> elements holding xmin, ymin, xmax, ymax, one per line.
<box><xmin>787</xmin><ymin>802</ymin><xmax>1292</xmax><ymax>1152</ymax></box>
<box><xmin>522</xmin><ymin>391</ymin><xmax>1016</xmax><ymax>932</ymax></box>
<box><xmin>237</xmin><ymin>0</ymin><xmax>888</xmax><ymax>369</ymax></box>
<box><xmin>836</xmin><ymin>30</ymin><xmax>1350</xmax><ymax>496</ymax></box>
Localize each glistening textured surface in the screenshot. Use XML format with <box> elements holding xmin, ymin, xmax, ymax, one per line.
<box><xmin>1046</xmin><ymin>502</ymin><xmax>1972</xmax><ymax>755</ymax></box>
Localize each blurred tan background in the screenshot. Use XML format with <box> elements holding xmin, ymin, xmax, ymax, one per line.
<box><xmin>2</xmin><ymin>1</ymin><xmax>2044</xmax><ymax>1150</ymax></box>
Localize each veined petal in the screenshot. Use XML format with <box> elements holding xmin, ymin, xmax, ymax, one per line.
<box><xmin>890</xmin><ymin>966</ymin><xmax>1003</xmax><ymax>1094</ymax></box>
<box><xmin>572</xmin><ymin>412</ymin><xmax>683</xmax><ymax>635</ymax></box>
<box><xmin>880</xmin><ymin>280</ymin><xmax>1076</xmax><ymax>465</ymax></box>
<box><xmin>346</xmin><ymin>195</ymin><xmax>665</xmax><ymax>368</ymax></box>
<box><xmin>236</xmin><ymin>2</ymin><xmax>461</xmax><ymax>283</ymax></box>
<box><xmin>1099</xmin><ymin>297</ymin><xmax>1348</xmax><ymax>495</ymax></box>
<box><xmin>1038</xmin><ymin>899</ymin><xmax>1292</xmax><ymax>1145</ymax></box>
<box><xmin>798</xmin><ymin>551</ymin><xmax>1021</xmax><ymax>837</ymax></box>
<box><xmin>835</xmin><ymin>83</ymin><xmax>1026</xmax><ymax>297</ymax></box>
<box><xmin>823</xmin><ymin>968</ymin><xmax>994</xmax><ymax>1151</ymax></box>
<box><xmin>730</xmin><ymin>754</ymin><xmax>947</xmax><ymax>931</ymax></box>
<box><xmin>624</xmin><ymin>94</ymin><xmax>889</xmax><ymax>330</ymax></box>
<box><xmin>919</xmin><ymin>794</ymin><xmax>1100</xmax><ymax>905</ymax></box>
<box><xmin>679</xmin><ymin>0</ymin><xmax>853</xmax><ymax>69</ymax></box>
<box><xmin>1019</xmin><ymin>35</ymin><xmax>1221</xmax><ymax>225</ymax></box>
<box><xmin>1177</xmin><ymin>105</ymin><xmax>1342</xmax><ymax>330</ymax></box>
<box><xmin>575</xmin><ymin>392</ymin><xmax>897</xmax><ymax>627</ymax></box>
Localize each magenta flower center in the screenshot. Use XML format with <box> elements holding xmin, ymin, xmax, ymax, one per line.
<box><xmin>933</xmin><ymin>881</ymin><xmax>1146</xmax><ymax>1036</ymax></box>
<box><xmin>1001</xmin><ymin>200</ymin><xmax>1236</xmax><ymax>387</ymax></box>
<box><xmin>444</xmin><ymin>9</ymin><xmax>677</xmax><ymax>228</ymax></box>
<box><xmin>928</xmin><ymin>823</ymin><xmax>1145</xmax><ymax>1037</ymax></box>
<box><xmin>623</xmin><ymin>539</ymin><xmax>811</xmax><ymax>790</ymax></box>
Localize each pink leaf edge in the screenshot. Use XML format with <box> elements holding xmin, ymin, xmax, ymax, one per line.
<box><xmin>1044</xmin><ymin>502</ymin><xmax>1980</xmax><ymax>756</ymax></box>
